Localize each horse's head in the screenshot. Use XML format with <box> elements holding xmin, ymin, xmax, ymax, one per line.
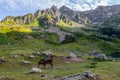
<box><xmin>48</xmin><ymin>54</ymin><xmax>54</xmax><ymax>60</ymax></box>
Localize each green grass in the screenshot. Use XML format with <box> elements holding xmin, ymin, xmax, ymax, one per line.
<box><xmin>0</xmin><ymin>31</ymin><xmax>120</xmax><ymax>80</ymax></box>
<box><xmin>0</xmin><ymin>51</ymin><xmax>120</xmax><ymax>80</ymax></box>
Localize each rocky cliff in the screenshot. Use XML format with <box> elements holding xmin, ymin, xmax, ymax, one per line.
<box><xmin>1</xmin><ymin>6</ymin><xmax>89</xmax><ymax>28</ymax></box>
<box><xmin>82</xmin><ymin>4</ymin><xmax>120</xmax><ymax>25</ymax></box>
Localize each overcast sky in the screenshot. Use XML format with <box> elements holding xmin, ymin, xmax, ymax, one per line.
<box><xmin>0</xmin><ymin>0</ymin><xmax>120</xmax><ymax>21</ymax></box>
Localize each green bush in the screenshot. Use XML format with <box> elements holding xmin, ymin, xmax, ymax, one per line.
<box><xmin>109</xmin><ymin>52</ymin><xmax>120</xmax><ymax>58</ymax></box>
<box><xmin>87</xmin><ymin>62</ymin><xmax>97</xmax><ymax>68</ymax></box>
<box><xmin>62</xmin><ymin>35</ymin><xmax>76</xmax><ymax>43</ymax></box>
<box><xmin>30</xmin><ymin>32</ymin><xmax>44</xmax><ymax>39</ymax></box>
<box><xmin>45</xmin><ymin>32</ymin><xmax>59</xmax><ymax>44</ymax></box>
<box><xmin>0</xmin><ymin>33</ymin><xmax>7</xmax><ymax>44</ymax></box>
<box><xmin>99</xmin><ymin>27</ymin><xmax>120</xmax><ymax>37</ymax></box>
<box><xmin>6</xmin><ymin>31</ymin><xmax>27</xmax><ymax>40</ymax></box>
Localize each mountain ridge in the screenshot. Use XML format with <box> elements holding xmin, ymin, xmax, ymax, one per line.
<box><xmin>1</xmin><ymin>4</ymin><xmax>120</xmax><ymax>28</ymax></box>
<box><xmin>0</xmin><ymin>5</ymin><xmax>89</xmax><ymax>28</ymax></box>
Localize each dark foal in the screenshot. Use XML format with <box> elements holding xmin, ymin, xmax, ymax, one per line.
<box><xmin>38</xmin><ymin>55</ymin><xmax>53</xmax><ymax>68</ymax></box>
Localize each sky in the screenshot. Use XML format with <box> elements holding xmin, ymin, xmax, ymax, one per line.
<box><xmin>0</xmin><ymin>0</ymin><xmax>120</xmax><ymax>21</ymax></box>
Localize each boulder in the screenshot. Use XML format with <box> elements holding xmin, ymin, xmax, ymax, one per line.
<box><xmin>96</xmin><ymin>54</ymin><xmax>107</xmax><ymax>60</ymax></box>
<box><xmin>33</xmin><ymin>52</ymin><xmax>40</xmax><ymax>56</ymax></box>
<box><xmin>20</xmin><ymin>60</ymin><xmax>30</xmax><ymax>65</ymax></box>
<box><xmin>81</xmin><ymin>71</ymin><xmax>96</xmax><ymax>79</ymax></box>
<box><xmin>13</xmin><ymin>55</ymin><xmax>19</xmax><ymax>58</ymax></box>
<box><xmin>28</xmin><ymin>55</ymin><xmax>35</xmax><ymax>59</ymax></box>
<box><xmin>29</xmin><ymin>68</ymin><xmax>42</xmax><ymax>73</ymax></box>
<box><xmin>41</xmin><ymin>75</ymin><xmax>56</xmax><ymax>80</ymax></box>
<box><xmin>67</xmin><ymin>53</ymin><xmax>77</xmax><ymax>58</ymax></box>
<box><xmin>60</xmin><ymin>71</ymin><xmax>97</xmax><ymax>80</ymax></box>
<box><xmin>89</xmin><ymin>51</ymin><xmax>100</xmax><ymax>56</ymax></box>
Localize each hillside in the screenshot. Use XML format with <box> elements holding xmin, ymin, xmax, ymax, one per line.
<box><xmin>1</xmin><ymin>6</ymin><xmax>88</xmax><ymax>29</ymax></box>
<box><xmin>0</xmin><ymin>5</ymin><xmax>120</xmax><ymax>80</ymax></box>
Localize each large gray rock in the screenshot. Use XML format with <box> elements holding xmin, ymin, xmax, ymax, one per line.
<box><xmin>33</xmin><ymin>52</ymin><xmax>40</xmax><ymax>56</ymax></box>
<box><xmin>28</xmin><ymin>55</ymin><xmax>35</xmax><ymax>59</ymax></box>
<box><xmin>81</xmin><ymin>71</ymin><xmax>96</xmax><ymax>79</ymax></box>
<box><xmin>68</xmin><ymin>53</ymin><xmax>77</xmax><ymax>58</ymax></box>
<box><xmin>20</xmin><ymin>60</ymin><xmax>30</xmax><ymax>65</ymax></box>
<box><xmin>96</xmin><ymin>54</ymin><xmax>107</xmax><ymax>60</ymax></box>
<box><xmin>29</xmin><ymin>68</ymin><xmax>42</xmax><ymax>73</ymax></box>
<box><xmin>41</xmin><ymin>75</ymin><xmax>56</xmax><ymax>80</ymax></box>
<box><xmin>60</xmin><ymin>71</ymin><xmax>97</xmax><ymax>80</ymax></box>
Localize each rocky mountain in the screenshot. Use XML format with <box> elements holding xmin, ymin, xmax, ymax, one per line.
<box><xmin>2</xmin><ymin>4</ymin><xmax>120</xmax><ymax>28</ymax></box>
<box><xmin>1</xmin><ymin>6</ymin><xmax>89</xmax><ymax>28</ymax></box>
<box><xmin>82</xmin><ymin>4</ymin><xmax>120</xmax><ymax>25</ymax></box>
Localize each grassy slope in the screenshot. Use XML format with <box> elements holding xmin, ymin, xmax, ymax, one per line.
<box><xmin>0</xmin><ymin>21</ymin><xmax>120</xmax><ymax>80</ymax></box>
<box><xmin>0</xmin><ymin>35</ymin><xmax>120</xmax><ymax>80</ymax></box>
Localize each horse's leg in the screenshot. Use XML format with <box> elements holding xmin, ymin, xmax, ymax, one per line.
<box><xmin>38</xmin><ymin>62</ymin><xmax>40</xmax><ymax>68</ymax></box>
<box><xmin>43</xmin><ymin>64</ymin><xmax>46</xmax><ymax>68</ymax></box>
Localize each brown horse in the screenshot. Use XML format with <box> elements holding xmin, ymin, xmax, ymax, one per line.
<box><xmin>38</xmin><ymin>55</ymin><xmax>53</xmax><ymax>68</ymax></box>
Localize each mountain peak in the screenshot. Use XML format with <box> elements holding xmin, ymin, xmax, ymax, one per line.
<box><xmin>59</xmin><ymin>6</ymin><xmax>71</xmax><ymax>11</ymax></box>
<box><xmin>51</xmin><ymin>5</ymin><xmax>58</xmax><ymax>11</ymax></box>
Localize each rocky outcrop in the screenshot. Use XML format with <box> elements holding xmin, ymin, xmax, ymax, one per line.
<box><xmin>1</xmin><ymin>6</ymin><xmax>89</xmax><ymax>27</ymax></box>
<box><xmin>59</xmin><ymin>6</ymin><xmax>89</xmax><ymax>24</ymax></box>
<box><xmin>82</xmin><ymin>4</ymin><xmax>120</xmax><ymax>25</ymax></box>
<box><xmin>2</xmin><ymin>4</ymin><xmax>120</xmax><ymax>27</ymax></box>
<box><xmin>60</xmin><ymin>71</ymin><xmax>101</xmax><ymax>80</ymax></box>
<box><xmin>46</xmin><ymin>27</ymin><xmax>72</xmax><ymax>42</ymax></box>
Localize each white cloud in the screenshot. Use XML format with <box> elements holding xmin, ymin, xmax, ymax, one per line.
<box><xmin>0</xmin><ymin>0</ymin><xmax>115</xmax><ymax>11</ymax></box>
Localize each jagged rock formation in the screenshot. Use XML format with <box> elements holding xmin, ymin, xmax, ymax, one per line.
<box><xmin>82</xmin><ymin>4</ymin><xmax>120</xmax><ymax>25</ymax></box>
<box><xmin>1</xmin><ymin>6</ymin><xmax>89</xmax><ymax>28</ymax></box>
<box><xmin>46</xmin><ymin>27</ymin><xmax>72</xmax><ymax>42</ymax></box>
<box><xmin>2</xmin><ymin>4</ymin><xmax>120</xmax><ymax>27</ymax></box>
<box><xmin>59</xmin><ymin>6</ymin><xmax>89</xmax><ymax>24</ymax></box>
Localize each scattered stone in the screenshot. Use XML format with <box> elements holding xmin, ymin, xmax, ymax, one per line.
<box><xmin>20</xmin><ymin>60</ymin><xmax>30</xmax><ymax>65</ymax></box>
<box><xmin>96</xmin><ymin>54</ymin><xmax>107</xmax><ymax>60</ymax></box>
<box><xmin>13</xmin><ymin>55</ymin><xmax>19</xmax><ymax>59</ymax></box>
<box><xmin>89</xmin><ymin>51</ymin><xmax>107</xmax><ymax>60</ymax></box>
<box><xmin>0</xmin><ymin>76</ymin><xmax>15</xmax><ymax>80</ymax></box>
<box><xmin>28</xmin><ymin>55</ymin><xmax>35</xmax><ymax>59</ymax></box>
<box><xmin>0</xmin><ymin>59</ymin><xmax>6</xmax><ymax>64</ymax></box>
<box><xmin>25</xmin><ymin>36</ymin><xmax>33</xmax><ymax>39</ymax></box>
<box><xmin>60</xmin><ymin>71</ymin><xmax>99</xmax><ymax>80</ymax></box>
<box><xmin>81</xmin><ymin>71</ymin><xmax>96</xmax><ymax>79</ymax></box>
<box><xmin>33</xmin><ymin>52</ymin><xmax>40</xmax><ymax>56</ymax></box>
<box><xmin>66</xmin><ymin>53</ymin><xmax>84</xmax><ymax>62</ymax></box>
<box><xmin>41</xmin><ymin>75</ymin><xmax>56</xmax><ymax>80</ymax></box>
<box><xmin>89</xmin><ymin>51</ymin><xmax>100</xmax><ymax>56</ymax></box>
<box><xmin>29</xmin><ymin>68</ymin><xmax>42</xmax><ymax>73</ymax></box>
<box><xmin>67</xmin><ymin>53</ymin><xmax>77</xmax><ymax>58</ymax></box>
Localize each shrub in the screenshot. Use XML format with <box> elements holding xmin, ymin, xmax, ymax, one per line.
<box><xmin>30</xmin><ymin>32</ymin><xmax>44</xmax><ymax>39</ymax></box>
<box><xmin>6</xmin><ymin>31</ymin><xmax>27</xmax><ymax>40</ymax></box>
<box><xmin>87</xmin><ymin>62</ymin><xmax>97</xmax><ymax>68</ymax></box>
<box><xmin>0</xmin><ymin>33</ymin><xmax>7</xmax><ymax>44</ymax></box>
<box><xmin>109</xmin><ymin>52</ymin><xmax>120</xmax><ymax>58</ymax></box>
<box><xmin>62</xmin><ymin>35</ymin><xmax>76</xmax><ymax>43</ymax></box>
<box><xmin>45</xmin><ymin>32</ymin><xmax>59</xmax><ymax>44</ymax></box>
